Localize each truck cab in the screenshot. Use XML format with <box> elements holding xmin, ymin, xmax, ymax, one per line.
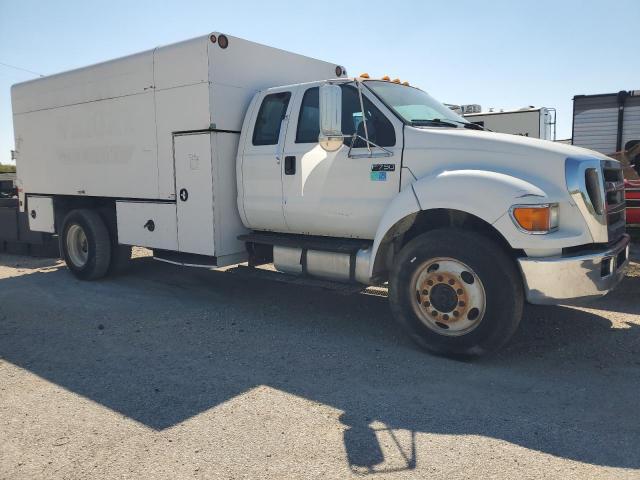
<box><xmin>234</xmin><ymin>76</ymin><xmax>630</xmax><ymax>355</ymax></box>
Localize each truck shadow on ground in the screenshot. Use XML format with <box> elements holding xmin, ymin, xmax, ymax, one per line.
<box><xmin>0</xmin><ymin>256</ymin><xmax>639</xmax><ymax>472</ymax></box>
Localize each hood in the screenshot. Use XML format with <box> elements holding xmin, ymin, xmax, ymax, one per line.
<box><xmin>402</xmin><ymin>126</ymin><xmax>611</xmax><ymax>197</ymax></box>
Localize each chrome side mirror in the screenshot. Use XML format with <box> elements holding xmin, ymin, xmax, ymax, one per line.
<box><xmin>318</xmin><ymin>84</ymin><xmax>343</xmax><ymax>152</ymax></box>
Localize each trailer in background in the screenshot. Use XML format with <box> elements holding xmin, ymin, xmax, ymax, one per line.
<box><xmin>572</xmin><ymin>90</ymin><xmax>640</xmax><ymax>225</ymax></box>
<box><xmin>572</xmin><ymin>90</ymin><xmax>640</xmax><ymax>154</ymax></box>
<box><xmin>462</xmin><ymin>107</ymin><xmax>557</xmax><ymax>140</ymax></box>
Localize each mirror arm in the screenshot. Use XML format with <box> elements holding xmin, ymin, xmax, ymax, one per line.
<box><xmin>347</xmin><ymin>134</ymin><xmax>393</xmax><ymax>159</ymax></box>
<box><xmin>356</xmin><ymin>81</ymin><xmax>372</xmax><ymax>154</ymax></box>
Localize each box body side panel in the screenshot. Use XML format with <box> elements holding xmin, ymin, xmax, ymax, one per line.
<box><xmin>116</xmin><ymin>201</ymin><xmax>178</xmax><ymax>250</ymax></box>
<box><xmin>26</xmin><ymin>196</ymin><xmax>55</xmax><ymax>233</ymax></box>
<box><xmin>211</xmin><ymin>131</ymin><xmax>247</xmax><ymax>258</ymax></box>
<box><xmin>11</xmin><ymin>49</ymin><xmax>155</xmax><ymax>114</ymax></box>
<box><xmin>14</xmin><ymin>92</ymin><xmax>158</xmax><ymax>198</ymax></box>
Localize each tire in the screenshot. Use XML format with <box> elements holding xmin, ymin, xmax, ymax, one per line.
<box><xmin>59</xmin><ymin>209</ymin><xmax>112</xmax><ymax>280</ymax></box>
<box><xmin>108</xmin><ymin>244</ymin><xmax>132</xmax><ymax>275</ymax></box>
<box><xmin>389</xmin><ymin>228</ymin><xmax>523</xmax><ymax>357</ymax></box>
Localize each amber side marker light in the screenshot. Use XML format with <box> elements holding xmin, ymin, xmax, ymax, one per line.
<box><xmin>510</xmin><ymin>204</ymin><xmax>559</xmax><ymax>234</ymax></box>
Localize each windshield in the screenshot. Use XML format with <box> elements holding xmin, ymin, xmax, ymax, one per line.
<box><xmin>364</xmin><ymin>80</ymin><xmax>468</xmax><ymax>126</ymax></box>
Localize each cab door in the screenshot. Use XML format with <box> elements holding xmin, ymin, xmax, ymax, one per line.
<box><xmin>239</xmin><ymin>89</ymin><xmax>293</xmax><ymax>232</ymax></box>
<box><xmin>281</xmin><ymin>83</ymin><xmax>403</xmax><ymax>238</ymax></box>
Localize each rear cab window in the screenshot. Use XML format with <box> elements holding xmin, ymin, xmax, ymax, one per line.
<box><xmin>252</xmin><ymin>92</ymin><xmax>291</xmax><ymax>146</ymax></box>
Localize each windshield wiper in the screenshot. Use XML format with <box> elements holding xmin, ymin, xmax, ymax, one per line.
<box><xmin>412</xmin><ymin>118</ymin><xmax>486</xmax><ymax>131</ymax></box>
<box><xmin>411</xmin><ymin>119</ymin><xmax>459</xmax><ymax>128</ymax></box>
<box><xmin>461</xmin><ymin>122</ymin><xmax>485</xmax><ymax>130</ymax></box>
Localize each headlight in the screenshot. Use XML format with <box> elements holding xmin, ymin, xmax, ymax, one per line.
<box><xmin>510</xmin><ymin>203</ymin><xmax>559</xmax><ymax>234</ymax></box>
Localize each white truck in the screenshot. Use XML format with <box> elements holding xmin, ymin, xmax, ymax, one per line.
<box><xmin>10</xmin><ymin>32</ymin><xmax>630</xmax><ymax>357</ymax></box>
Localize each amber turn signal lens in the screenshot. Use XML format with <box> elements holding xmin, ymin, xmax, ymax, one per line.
<box><xmin>512</xmin><ymin>206</ymin><xmax>551</xmax><ymax>232</ymax></box>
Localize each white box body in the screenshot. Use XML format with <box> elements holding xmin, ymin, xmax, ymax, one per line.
<box><xmin>12</xmin><ymin>33</ymin><xmax>341</xmax><ymax>261</ymax></box>
<box><xmin>12</xmin><ymin>33</ymin><xmax>340</xmax><ymax>201</ymax></box>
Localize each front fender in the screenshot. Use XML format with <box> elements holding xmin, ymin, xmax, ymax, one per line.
<box><xmin>412</xmin><ymin>169</ymin><xmax>548</xmax><ymax>224</ymax></box>
<box><xmin>367</xmin><ymin>170</ymin><xmax>551</xmax><ymax>280</ymax></box>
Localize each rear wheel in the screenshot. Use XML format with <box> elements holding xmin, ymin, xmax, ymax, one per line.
<box><xmin>389</xmin><ymin>228</ymin><xmax>523</xmax><ymax>357</ymax></box>
<box><xmin>59</xmin><ymin>209</ymin><xmax>111</xmax><ymax>280</ymax></box>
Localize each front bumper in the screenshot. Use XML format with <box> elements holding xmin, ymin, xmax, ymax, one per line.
<box><xmin>518</xmin><ymin>234</ymin><xmax>630</xmax><ymax>305</ymax></box>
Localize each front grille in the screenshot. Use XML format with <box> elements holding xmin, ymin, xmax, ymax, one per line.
<box><xmin>602</xmin><ymin>163</ymin><xmax>626</xmax><ymax>242</ymax></box>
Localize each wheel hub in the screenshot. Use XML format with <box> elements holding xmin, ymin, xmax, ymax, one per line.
<box><xmin>412</xmin><ymin>258</ymin><xmax>486</xmax><ymax>336</ymax></box>
<box><xmin>428</xmin><ymin>283</ymin><xmax>458</xmax><ymax>313</ymax></box>
<box><xmin>66</xmin><ymin>224</ymin><xmax>89</xmax><ymax>268</ymax></box>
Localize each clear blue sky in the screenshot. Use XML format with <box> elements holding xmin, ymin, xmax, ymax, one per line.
<box><xmin>1</xmin><ymin>0</ymin><xmax>639</xmax><ymax>164</ymax></box>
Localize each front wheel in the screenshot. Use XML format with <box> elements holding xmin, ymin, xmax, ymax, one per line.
<box><xmin>59</xmin><ymin>209</ymin><xmax>112</xmax><ymax>280</ymax></box>
<box><xmin>389</xmin><ymin>228</ymin><xmax>523</xmax><ymax>357</ymax></box>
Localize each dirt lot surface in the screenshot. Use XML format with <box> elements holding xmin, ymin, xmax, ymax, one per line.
<box><xmin>1</xmin><ymin>245</ymin><xmax>639</xmax><ymax>479</ymax></box>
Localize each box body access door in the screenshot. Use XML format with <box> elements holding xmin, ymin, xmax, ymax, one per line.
<box><xmin>117</xmin><ymin>131</ymin><xmax>246</xmax><ymax>263</ymax></box>
<box><xmin>174</xmin><ymin>133</ymin><xmax>215</xmax><ymax>256</ymax></box>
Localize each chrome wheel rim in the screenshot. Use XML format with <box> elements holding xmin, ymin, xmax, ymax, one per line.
<box><xmin>66</xmin><ymin>224</ymin><xmax>89</xmax><ymax>267</ymax></box>
<box><xmin>411</xmin><ymin>257</ymin><xmax>486</xmax><ymax>336</ymax></box>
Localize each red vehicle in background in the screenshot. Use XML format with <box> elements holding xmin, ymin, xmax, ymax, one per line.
<box><xmin>617</xmin><ymin>143</ymin><xmax>640</xmax><ymax>226</ymax></box>
<box><xmin>626</xmin><ymin>179</ymin><xmax>640</xmax><ymax>226</ymax></box>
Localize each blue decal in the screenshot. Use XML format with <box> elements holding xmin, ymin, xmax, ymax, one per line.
<box><xmin>370</xmin><ymin>171</ymin><xmax>387</xmax><ymax>181</ymax></box>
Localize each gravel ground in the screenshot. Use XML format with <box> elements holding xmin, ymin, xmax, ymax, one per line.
<box><xmin>0</xmin><ymin>245</ymin><xmax>639</xmax><ymax>479</ymax></box>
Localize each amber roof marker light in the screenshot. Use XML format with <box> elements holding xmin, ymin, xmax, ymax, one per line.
<box><xmin>359</xmin><ymin>72</ymin><xmax>370</xmax><ymax>79</ymax></box>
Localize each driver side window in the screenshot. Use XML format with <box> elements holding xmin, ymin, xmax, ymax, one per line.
<box><xmin>340</xmin><ymin>85</ymin><xmax>395</xmax><ymax>147</ymax></box>
<box><xmin>295</xmin><ymin>85</ymin><xmax>395</xmax><ymax>147</ymax></box>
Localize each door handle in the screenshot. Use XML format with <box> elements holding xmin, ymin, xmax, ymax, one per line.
<box><xmin>284</xmin><ymin>156</ymin><xmax>296</xmax><ymax>175</ymax></box>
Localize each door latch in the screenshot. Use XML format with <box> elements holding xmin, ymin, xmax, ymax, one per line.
<box><xmin>284</xmin><ymin>156</ymin><xmax>296</xmax><ymax>175</ymax></box>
